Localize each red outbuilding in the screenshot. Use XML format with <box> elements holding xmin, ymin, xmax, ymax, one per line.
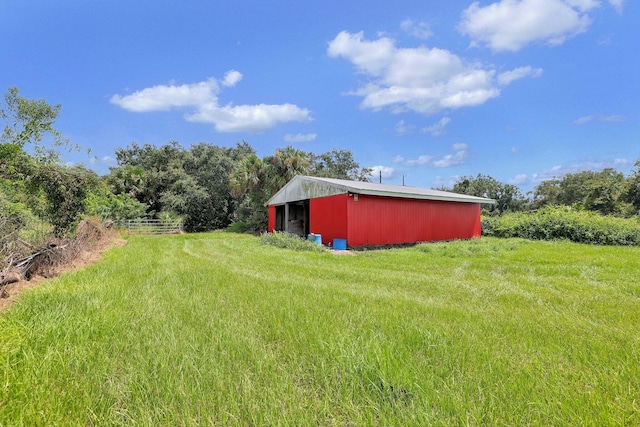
<box><xmin>267</xmin><ymin>176</ymin><xmax>496</xmax><ymax>247</ymax></box>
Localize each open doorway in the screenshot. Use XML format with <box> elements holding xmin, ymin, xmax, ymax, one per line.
<box><xmin>273</xmin><ymin>200</ymin><xmax>309</xmax><ymax>237</ymax></box>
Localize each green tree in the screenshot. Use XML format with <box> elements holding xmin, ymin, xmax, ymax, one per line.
<box><xmin>583</xmin><ymin>168</ymin><xmax>627</xmax><ymax>215</ymax></box>
<box><xmin>110</xmin><ymin>141</ymin><xmax>253</xmax><ymax>231</ymax></box>
<box><xmin>534</xmin><ymin>168</ymin><xmax>630</xmax><ymax>216</ymax></box>
<box><xmin>264</xmin><ymin>146</ymin><xmax>312</xmax><ymax>191</ymax></box>
<box><xmin>452</xmin><ymin>174</ymin><xmax>525</xmax><ymax>214</ymax></box>
<box><xmin>556</xmin><ymin>171</ymin><xmax>593</xmax><ymax>206</ymax></box>
<box><xmin>229</xmin><ymin>154</ymin><xmax>270</xmax><ymax>232</ymax></box>
<box><xmin>1</xmin><ymin>86</ymin><xmax>74</xmax><ymax>163</ymax></box>
<box><xmin>29</xmin><ymin>165</ymin><xmax>93</xmax><ymax>236</ymax></box>
<box><xmin>111</xmin><ymin>141</ymin><xmax>188</xmax><ymax>214</ymax></box>
<box><xmin>106</xmin><ymin>165</ymin><xmax>146</xmax><ymax>199</ymax></box>
<box><xmin>310</xmin><ymin>148</ymin><xmax>372</xmax><ymax>181</ymax></box>
<box><xmin>85</xmin><ymin>175</ymin><xmax>147</xmax><ymax>222</ymax></box>
<box><xmin>230</xmin><ymin>146</ymin><xmax>372</xmax><ymax>232</ymax></box>
<box><xmin>1</xmin><ymin>87</ymin><xmax>87</xmax><ymax>236</ymax></box>
<box><xmin>623</xmin><ymin>159</ymin><xmax>640</xmax><ymax>215</ymax></box>
<box><xmin>233</xmin><ymin>146</ymin><xmax>311</xmax><ymax>232</ymax></box>
<box><xmin>181</xmin><ymin>142</ymin><xmax>254</xmax><ymax>231</ymax></box>
<box><xmin>531</xmin><ymin>178</ymin><xmax>562</xmax><ymax>208</ymax></box>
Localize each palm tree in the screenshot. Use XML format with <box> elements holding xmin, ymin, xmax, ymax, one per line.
<box><xmin>265</xmin><ymin>146</ymin><xmax>311</xmax><ymax>193</ymax></box>
<box><xmin>107</xmin><ymin>165</ymin><xmax>145</xmax><ymax>199</ymax></box>
<box><xmin>229</xmin><ymin>154</ymin><xmax>266</xmax><ymax>199</ymax></box>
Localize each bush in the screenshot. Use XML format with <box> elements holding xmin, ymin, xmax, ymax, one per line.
<box><xmin>0</xmin><ymin>190</ymin><xmax>52</xmax><ymax>258</ymax></box>
<box><xmin>85</xmin><ymin>191</ymin><xmax>147</xmax><ymax>222</ymax></box>
<box><xmin>259</xmin><ymin>231</ymin><xmax>326</xmax><ymax>252</ymax></box>
<box><xmin>482</xmin><ymin>205</ymin><xmax>640</xmax><ymax>246</ymax></box>
<box><xmin>226</xmin><ymin>222</ymin><xmax>252</xmax><ymax>234</ymax></box>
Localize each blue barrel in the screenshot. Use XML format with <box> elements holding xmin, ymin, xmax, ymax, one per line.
<box><xmin>333</xmin><ymin>238</ymin><xmax>347</xmax><ymax>250</ymax></box>
<box><xmin>313</xmin><ymin>234</ymin><xmax>322</xmax><ymax>245</ymax></box>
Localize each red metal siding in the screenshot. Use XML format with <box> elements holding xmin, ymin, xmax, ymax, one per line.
<box><xmin>309</xmin><ymin>194</ymin><xmax>348</xmax><ymax>245</ymax></box>
<box><xmin>270</xmin><ymin>193</ymin><xmax>482</xmax><ymax>246</ymax></box>
<box><xmin>346</xmin><ymin>194</ymin><xmax>481</xmax><ymax>246</ymax></box>
<box><xmin>267</xmin><ymin>205</ymin><xmax>275</xmax><ymax>232</ymax></box>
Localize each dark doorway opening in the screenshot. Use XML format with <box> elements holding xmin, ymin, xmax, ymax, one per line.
<box><xmin>273</xmin><ymin>201</ymin><xmax>309</xmax><ymax>237</ymax></box>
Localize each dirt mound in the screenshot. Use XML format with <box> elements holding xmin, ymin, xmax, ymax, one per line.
<box><xmin>0</xmin><ymin>218</ymin><xmax>126</xmax><ymax>312</ymax></box>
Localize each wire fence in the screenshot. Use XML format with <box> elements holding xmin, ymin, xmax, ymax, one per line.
<box><xmin>120</xmin><ymin>219</ymin><xmax>184</xmax><ymax>235</ymax></box>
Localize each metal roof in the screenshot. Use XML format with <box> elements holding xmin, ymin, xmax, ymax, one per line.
<box><xmin>267</xmin><ymin>175</ymin><xmax>496</xmax><ymax>205</ymax></box>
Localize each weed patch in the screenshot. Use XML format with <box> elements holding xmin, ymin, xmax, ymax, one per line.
<box><xmin>259</xmin><ymin>231</ymin><xmax>326</xmax><ymax>252</ymax></box>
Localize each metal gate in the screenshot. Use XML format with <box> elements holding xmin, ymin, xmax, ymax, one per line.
<box><xmin>121</xmin><ymin>219</ymin><xmax>183</xmax><ymax>235</ymax></box>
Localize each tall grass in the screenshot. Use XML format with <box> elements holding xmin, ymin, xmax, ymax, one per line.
<box><xmin>1</xmin><ymin>233</ymin><xmax>638</xmax><ymax>425</ymax></box>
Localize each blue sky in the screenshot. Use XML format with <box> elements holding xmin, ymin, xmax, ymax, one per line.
<box><xmin>2</xmin><ymin>0</ymin><xmax>637</xmax><ymax>192</ymax></box>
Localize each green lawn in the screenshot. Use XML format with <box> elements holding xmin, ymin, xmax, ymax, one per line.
<box><xmin>1</xmin><ymin>233</ymin><xmax>638</xmax><ymax>426</ymax></box>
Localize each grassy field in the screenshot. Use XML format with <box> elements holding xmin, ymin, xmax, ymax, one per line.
<box><xmin>0</xmin><ymin>233</ymin><xmax>638</xmax><ymax>426</ymax></box>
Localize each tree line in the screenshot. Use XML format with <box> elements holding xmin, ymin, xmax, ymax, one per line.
<box><xmin>450</xmin><ymin>166</ymin><xmax>640</xmax><ymax>217</ymax></box>
<box><xmin>2</xmin><ymin>87</ymin><xmax>639</xmax><ymax>252</ymax></box>
<box><xmin>104</xmin><ymin>141</ymin><xmax>372</xmax><ymax>232</ymax></box>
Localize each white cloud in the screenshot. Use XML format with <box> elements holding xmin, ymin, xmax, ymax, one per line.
<box><xmin>328</xmin><ymin>31</ymin><xmax>395</xmax><ymax>77</ymax></box>
<box><xmin>400</xmin><ymin>19</ymin><xmax>433</xmax><ymax>40</ymax></box>
<box><xmin>399</xmin><ymin>143</ymin><xmax>468</xmax><ymax>168</ymax></box>
<box><xmin>369</xmin><ymin>165</ymin><xmax>396</xmax><ymax>180</ymax></box>
<box><xmin>571</xmin><ymin>114</ymin><xmax>626</xmax><ymax>125</ymax></box>
<box><xmin>405</xmin><ymin>155</ymin><xmax>433</xmax><ymax>167</ymax></box>
<box><xmin>597</xmin><ymin>35</ymin><xmax>612</xmax><ymax>46</ymax></box>
<box><xmin>432</xmin><ymin>143</ymin><xmax>468</xmax><ymax>168</ymax></box>
<box><xmin>110</xmin><ymin>72</ymin><xmax>312</xmax><ymax>133</ymax></box>
<box><xmin>458</xmin><ymin>0</ymin><xmax>599</xmax><ymax>52</ymax></box>
<box><xmin>600</xmin><ymin>114</ymin><xmax>625</xmax><ymax>122</ymax></box>
<box><xmin>608</xmin><ymin>0</ymin><xmax>625</xmax><ymax>13</ymax></box>
<box><xmin>497</xmin><ymin>66</ymin><xmax>543</xmax><ymax>85</ymax></box>
<box><xmin>422</xmin><ymin>117</ymin><xmax>451</xmax><ymax>137</ymax></box>
<box><xmin>222</xmin><ymin>70</ymin><xmax>243</xmax><ymax>87</ymax></box>
<box><xmin>572</xmin><ymin>115</ymin><xmax>594</xmax><ymax>125</ymax></box>
<box><xmin>508</xmin><ymin>174</ymin><xmax>529</xmax><ymax>185</ymax></box>
<box><xmin>395</xmin><ymin>120</ymin><xmax>416</xmax><ymax>135</ymax></box>
<box><xmin>284</xmin><ymin>133</ymin><xmax>317</xmax><ymax>143</ymax></box>
<box><xmin>110</xmin><ymin>78</ymin><xmax>219</xmax><ymax>112</ymax></box>
<box><xmin>186</xmin><ymin>103</ymin><xmax>312</xmax><ymax>133</ymax></box>
<box><xmin>328</xmin><ymin>31</ymin><xmax>537</xmax><ymax>115</ymax></box>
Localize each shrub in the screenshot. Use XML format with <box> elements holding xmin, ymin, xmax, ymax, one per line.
<box><xmin>259</xmin><ymin>231</ymin><xmax>326</xmax><ymax>252</ymax></box>
<box><xmin>158</xmin><ymin>211</ymin><xmax>183</xmax><ymax>223</ymax></box>
<box><xmin>482</xmin><ymin>205</ymin><xmax>640</xmax><ymax>246</ymax></box>
<box><xmin>0</xmin><ymin>192</ymin><xmax>52</xmax><ymax>260</ymax></box>
<box><xmin>226</xmin><ymin>222</ymin><xmax>252</xmax><ymax>234</ymax></box>
<box><xmin>85</xmin><ymin>192</ymin><xmax>147</xmax><ymax>222</ymax></box>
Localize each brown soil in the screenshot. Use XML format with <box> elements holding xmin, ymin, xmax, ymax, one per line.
<box><xmin>0</xmin><ymin>226</ymin><xmax>127</xmax><ymax>313</ymax></box>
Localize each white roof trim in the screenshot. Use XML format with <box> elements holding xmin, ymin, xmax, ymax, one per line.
<box><xmin>267</xmin><ymin>175</ymin><xmax>496</xmax><ymax>205</ymax></box>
